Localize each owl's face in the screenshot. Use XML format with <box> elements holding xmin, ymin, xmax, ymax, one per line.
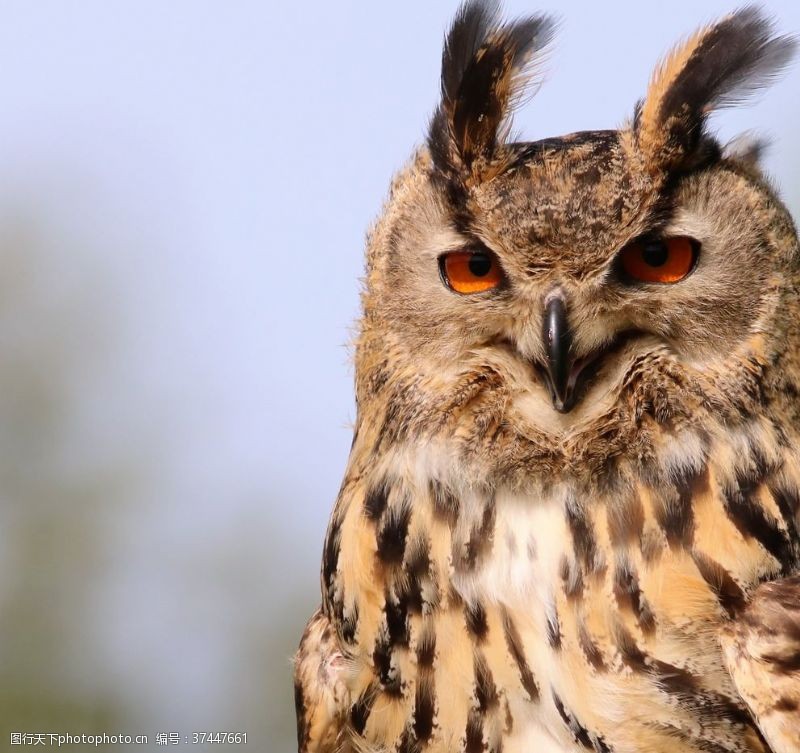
<box><xmin>356</xmin><ymin>2</ymin><xmax>798</xmax><ymax>472</ymax></box>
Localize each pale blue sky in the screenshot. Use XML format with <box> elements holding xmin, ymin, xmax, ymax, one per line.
<box><xmin>0</xmin><ymin>1</ymin><xmax>796</xmax><ymax>747</ymax></box>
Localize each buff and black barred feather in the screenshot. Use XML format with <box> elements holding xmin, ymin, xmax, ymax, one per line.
<box><xmin>722</xmin><ymin>576</ymin><xmax>800</xmax><ymax>753</ymax></box>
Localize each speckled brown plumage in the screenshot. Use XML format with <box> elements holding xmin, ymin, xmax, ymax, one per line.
<box><xmin>294</xmin><ymin>3</ymin><xmax>800</xmax><ymax>752</ymax></box>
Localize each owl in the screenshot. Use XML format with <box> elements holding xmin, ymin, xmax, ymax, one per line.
<box><xmin>294</xmin><ymin>3</ymin><xmax>800</xmax><ymax>752</ymax></box>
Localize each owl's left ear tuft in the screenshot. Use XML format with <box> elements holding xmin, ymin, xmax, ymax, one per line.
<box><xmin>636</xmin><ymin>6</ymin><xmax>796</xmax><ymax>173</ymax></box>
<box><xmin>428</xmin><ymin>0</ymin><xmax>556</xmax><ymax>182</ymax></box>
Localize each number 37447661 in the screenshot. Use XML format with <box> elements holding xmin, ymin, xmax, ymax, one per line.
<box><xmin>191</xmin><ymin>733</ymin><xmax>247</xmax><ymax>744</ymax></box>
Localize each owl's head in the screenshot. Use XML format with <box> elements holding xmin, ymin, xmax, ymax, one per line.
<box><xmin>355</xmin><ymin>1</ymin><xmax>799</xmax><ymax>480</ymax></box>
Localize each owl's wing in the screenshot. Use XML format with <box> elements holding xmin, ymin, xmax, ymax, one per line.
<box><xmin>721</xmin><ymin>576</ymin><xmax>800</xmax><ymax>753</ymax></box>
<box><xmin>293</xmin><ymin>609</ymin><xmax>351</xmax><ymax>753</ymax></box>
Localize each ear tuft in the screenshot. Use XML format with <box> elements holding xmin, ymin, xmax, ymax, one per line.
<box><xmin>428</xmin><ymin>0</ymin><xmax>556</xmax><ymax>182</ymax></box>
<box><xmin>637</xmin><ymin>6</ymin><xmax>796</xmax><ymax>172</ymax></box>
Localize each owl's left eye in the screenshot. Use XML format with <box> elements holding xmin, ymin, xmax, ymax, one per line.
<box><xmin>618</xmin><ymin>236</ymin><xmax>700</xmax><ymax>283</ymax></box>
<box><xmin>439</xmin><ymin>249</ymin><xmax>504</xmax><ymax>294</ymax></box>
<box><xmin>617</xmin><ymin>236</ymin><xmax>699</xmax><ymax>284</ymax></box>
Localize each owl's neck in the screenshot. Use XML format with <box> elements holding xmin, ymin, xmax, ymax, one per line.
<box><xmin>326</xmin><ymin>407</ymin><xmax>800</xmax><ymax>630</ymax></box>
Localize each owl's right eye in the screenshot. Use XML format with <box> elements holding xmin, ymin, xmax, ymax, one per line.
<box><xmin>439</xmin><ymin>249</ymin><xmax>504</xmax><ymax>294</ymax></box>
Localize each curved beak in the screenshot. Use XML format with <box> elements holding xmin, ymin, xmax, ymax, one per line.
<box><xmin>542</xmin><ymin>295</ymin><xmax>574</xmax><ymax>413</ymax></box>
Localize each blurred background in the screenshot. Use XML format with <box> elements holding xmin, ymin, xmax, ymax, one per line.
<box><xmin>0</xmin><ymin>1</ymin><xmax>797</xmax><ymax>751</ymax></box>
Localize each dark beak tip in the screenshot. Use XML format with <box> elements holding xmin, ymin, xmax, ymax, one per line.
<box><xmin>551</xmin><ymin>388</ymin><xmax>574</xmax><ymax>414</ymax></box>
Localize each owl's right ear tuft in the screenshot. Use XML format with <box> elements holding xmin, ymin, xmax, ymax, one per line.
<box><xmin>427</xmin><ymin>0</ymin><xmax>556</xmax><ymax>183</ymax></box>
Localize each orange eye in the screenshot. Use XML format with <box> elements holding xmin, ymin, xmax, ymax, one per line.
<box><xmin>619</xmin><ymin>237</ymin><xmax>698</xmax><ymax>283</ymax></box>
<box><xmin>440</xmin><ymin>249</ymin><xmax>503</xmax><ymax>294</ymax></box>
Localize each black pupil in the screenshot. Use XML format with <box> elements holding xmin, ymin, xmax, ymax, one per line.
<box><xmin>468</xmin><ymin>253</ymin><xmax>492</xmax><ymax>277</ymax></box>
<box><xmin>641</xmin><ymin>241</ymin><xmax>669</xmax><ymax>267</ymax></box>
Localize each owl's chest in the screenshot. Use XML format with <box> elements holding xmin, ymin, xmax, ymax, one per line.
<box><xmin>441</xmin><ymin>477</ymin><xmax>788</xmax><ymax>753</ymax></box>
<box><xmin>336</xmin><ymin>425</ymin><xmax>799</xmax><ymax>753</ymax></box>
<box><xmin>454</xmin><ymin>489</ymin><xmax>570</xmax><ymax>601</ymax></box>
<box><xmin>449</xmin><ymin>491</ymin><xmax>592</xmax><ymax>751</ymax></box>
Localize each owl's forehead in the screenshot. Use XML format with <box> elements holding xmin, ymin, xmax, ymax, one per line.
<box><xmin>472</xmin><ymin>130</ymin><xmax>654</xmax><ymax>276</ymax></box>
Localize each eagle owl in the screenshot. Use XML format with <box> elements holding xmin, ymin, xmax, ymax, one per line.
<box><xmin>294</xmin><ymin>3</ymin><xmax>800</xmax><ymax>752</ymax></box>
